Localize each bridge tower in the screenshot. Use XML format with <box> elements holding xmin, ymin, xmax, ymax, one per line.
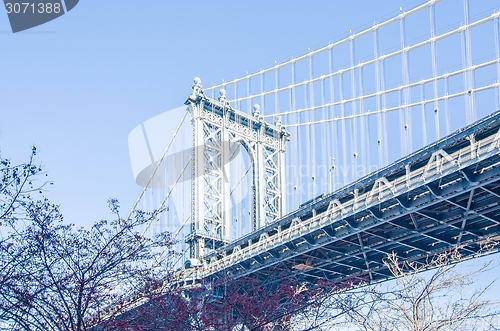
<box><xmin>184</xmin><ymin>78</ymin><xmax>290</xmax><ymax>260</ymax></box>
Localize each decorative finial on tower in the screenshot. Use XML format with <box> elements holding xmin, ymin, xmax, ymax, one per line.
<box><xmin>218</xmin><ymin>88</ymin><xmax>231</xmax><ymax>109</ymax></box>
<box><xmin>190</xmin><ymin>77</ymin><xmax>205</xmax><ymax>100</ymax></box>
<box><xmin>253</xmin><ymin>104</ymin><xmax>260</xmax><ymax>117</ymax></box>
<box><xmin>252</xmin><ymin>104</ymin><xmax>263</xmax><ymax>122</ymax></box>
<box><xmin>274</xmin><ymin>115</ymin><xmax>282</xmax><ymax>128</ymax></box>
<box><xmin>251</xmin><ymin>104</ymin><xmax>264</xmax><ymax>122</ymax></box>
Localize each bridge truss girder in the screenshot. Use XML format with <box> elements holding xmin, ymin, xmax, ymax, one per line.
<box><xmin>202</xmin><ymin>110</ymin><xmax>500</xmax><ymax>285</ymax></box>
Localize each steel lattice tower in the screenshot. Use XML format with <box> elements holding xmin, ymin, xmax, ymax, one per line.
<box><xmin>184</xmin><ymin>78</ymin><xmax>290</xmax><ymax>260</ymax></box>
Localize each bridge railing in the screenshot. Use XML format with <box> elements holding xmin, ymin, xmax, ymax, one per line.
<box><xmin>201</xmin><ymin>127</ymin><xmax>500</xmax><ymax>276</ymax></box>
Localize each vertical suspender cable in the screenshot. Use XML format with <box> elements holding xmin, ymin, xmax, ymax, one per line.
<box><xmin>420</xmin><ymin>82</ymin><xmax>427</xmax><ymax>146</ymax></box>
<box><xmin>321</xmin><ymin>77</ymin><xmax>327</xmax><ymax>193</ymax></box>
<box><xmin>495</xmin><ymin>12</ymin><xmax>500</xmax><ymax>111</ymax></box>
<box><xmin>260</xmin><ymin>72</ymin><xmax>265</xmax><ymax>114</ymax></box>
<box><xmin>234</xmin><ymin>80</ymin><xmax>238</xmax><ymax>112</ymax></box>
<box><xmin>461</xmin><ymin>17</ymin><xmax>468</xmax><ymax>124</ymax></box>
<box><xmin>399</xmin><ymin>86</ymin><xmax>405</xmax><ymax>159</ymax></box>
<box><xmin>466</xmin><ymin>0</ymin><xmax>475</xmax><ymax>122</ymax></box>
<box><xmin>444</xmin><ymin>74</ymin><xmax>451</xmax><ymax>135</ymax></box>
<box><xmin>275</xmin><ymin>65</ymin><xmax>279</xmax><ymax>116</ymax></box>
<box><xmin>350</xmin><ymin>33</ymin><xmax>358</xmax><ymax>181</ymax></box>
<box><xmin>309</xmin><ymin>55</ymin><xmax>316</xmax><ymax>192</ymax></box>
<box><xmin>292</xmin><ymin>61</ymin><xmax>299</xmax><ymax>208</ymax></box>
<box><xmin>222</xmin><ymin>82</ymin><xmax>226</xmax><ymax>102</ymax></box>
<box><xmin>328</xmin><ymin>47</ymin><xmax>337</xmax><ymax>191</ymax></box>
<box><xmin>304</xmin><ymin>80</ymin><xmax>311</xmax><ymax>198</ymax></box>
<box><xmin>381</xmin><ymin>58</ymin><xmax>389</xmax><ymax>166</ymax></box>
<box><xmin>430</xmin><ymin>2</ymin><xmax>440</xmax><ymax>140</ymax></box>
<box><xmin>289</xmin><ymin>66</ymin><xmax>295</xmax><ymax>210</ymax></box>
<box><xmin>247</xmin><ymin>76</ymin><xmax>251</xmax><ymax>114</ymax></box>
<box><xmin>358</xmin><ymin>65</ymin><xmax>368</xmax><ymax>177</ymax></box>
<box><xmin>339</xmin><ymin>72</ymin><xmax>348</xmax><ymax>186</ymax></box>
<box><xmin>399</xmin><ymin>16</ymin><xmax>405</xmax><ymax>158</ymax></box>
<box><xmin>462</xmin><ymin>0</ymin><xmax>474</xmax><ymax>124</ymax></box>
<box><xmin>374</xmin><ymin>25</ymin><xmax>383</xmax><ymax>169</ymax></box>
<box><xmin>400</xmin><ymin>12</ymin><xmax>412</xmax><ymax>157</ymax></box>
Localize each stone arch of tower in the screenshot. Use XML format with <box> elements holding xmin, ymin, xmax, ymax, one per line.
<box><xmin>184</xmin><ymin>78</ymin><xmax>289</xmax><ymax>259</ymax></box>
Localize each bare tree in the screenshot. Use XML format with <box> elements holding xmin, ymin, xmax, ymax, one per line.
<box><xmin>345</xmin><ymin>247</ymin><xmax>500</xmax><ymax>331</ymax></box>
<box><xmin>4</xmin><ymin>149</ymin><xmax>498</xmax><ymax>331</ymax></box>
<box><xmin>0</xmin><ymin>149</ymin><xmax>176</xmax><ymax>331</ymax></box>
<box><xmin>0</xmin><ymin>147</ymin><xmax>45</xmax><ymax>225</ymax></box>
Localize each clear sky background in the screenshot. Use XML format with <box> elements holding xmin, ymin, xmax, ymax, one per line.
<box><xmin>1</xmin><ymin>1</ymin><xmax>500</xmax><ymax>328</ymax></box>
<box><xmin>3</xmin><ymin>0</ymin><xmax>477</xmax><ymax>226</ymax></box>
<box><xmin>0</xmin><ymin>0</ymin><xmax>498</xmax><ymax>224</ymax></box>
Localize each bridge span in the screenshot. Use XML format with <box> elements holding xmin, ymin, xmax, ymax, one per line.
<box><xmin>182</xmin><ymin>109</ymin><xmax>500</xmax><ymax>286</ymax></box>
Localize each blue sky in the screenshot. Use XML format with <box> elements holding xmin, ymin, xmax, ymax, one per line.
<box><xmin>0</xmin><ymin>0</ymin><xmax>499</xmax><ymax>226</ymax></box>
<box><xmin>2</xmin><ymin>0</ymin><xmax>463</xmax><ymax>226</ymax></box>
<box><xmin>2</xmin><ymin>1</ymin><xmax>500</xmax><ymax>328</ymax></box>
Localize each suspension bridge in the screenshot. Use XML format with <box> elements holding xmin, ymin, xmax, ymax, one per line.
<box><xmin>128</xmin><ymin>0</ymin><xmax>500</xmax><ymax>286</ymax></box>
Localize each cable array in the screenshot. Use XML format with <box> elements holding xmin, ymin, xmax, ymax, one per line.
<box><xmin>132</xmin><ymin>0</ymin><xmax>500</xmax><ymax>268</ymax></box>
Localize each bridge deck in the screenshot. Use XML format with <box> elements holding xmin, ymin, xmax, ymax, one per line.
<box><xmin>182</xmin><ymin>110</ymin><xmax>500</xmax><ymax>286</ymax></box>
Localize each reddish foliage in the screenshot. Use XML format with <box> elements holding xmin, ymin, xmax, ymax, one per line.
<box><xmin>101</xmin><ymin>274</ymin><xmax>342</xmax><ymax>331</ymax></box>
